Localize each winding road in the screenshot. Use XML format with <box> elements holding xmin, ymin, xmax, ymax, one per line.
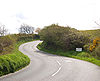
<box><xmin>0</xmin><ymin>41</ymin><xmax>100</xmax><ymax>81</ymax></box>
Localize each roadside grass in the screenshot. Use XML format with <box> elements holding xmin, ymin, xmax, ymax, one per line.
<box><xmin>0</xmin><ymin>40</ymin><xmax>34</xmax><ymax>76</ymax></box>
<box><xmin>37</xmin><ymin>42</ymin><xmax>100</xmax><ymax>66</ymax></box>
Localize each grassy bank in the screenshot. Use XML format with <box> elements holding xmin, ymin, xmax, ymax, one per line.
<box><xmin>0</xmin><ymin>40</ymin><xmax>31</xmax><ymax>76</ymax></box>
<box><xmin>37</xmin><ymin>43</ymin><xmax>100</xmax><ymax>66</ymax></box>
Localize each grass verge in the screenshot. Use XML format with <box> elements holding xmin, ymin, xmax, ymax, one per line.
<box><xmin>0</xmin><ymin>40</ymin><xmax>31</xmax><ymax>77</ymax></box>
<box><xmin>37</xmin><ymin>42</ymin><xmax>100</xmax><ymax>66</ymax></box>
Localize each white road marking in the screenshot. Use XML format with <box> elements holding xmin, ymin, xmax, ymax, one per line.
<box><xmin>57</xmin><ymin>61</ymin><xmax>61</xmax><ymax>65</ymax></box>
<box><xmin>52</xmin><ymin>67</ymin><xmax>61</xmax><ymax>76</ymax></box>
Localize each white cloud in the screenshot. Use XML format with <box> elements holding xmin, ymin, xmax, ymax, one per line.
<box><xmin>0</xmin><ymin>0</ymin><xmax>100</xmax><ymax>33</ymax></box>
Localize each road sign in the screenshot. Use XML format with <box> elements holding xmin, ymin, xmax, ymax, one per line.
<box><xmin>76</xmin><ymin>48</ymin><xmax>82</xmax><ymax>51</ymax></box>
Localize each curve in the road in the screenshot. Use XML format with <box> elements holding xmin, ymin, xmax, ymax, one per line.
<box><xmin>0</xmin><ymin>40</ymin><xmax>100</xmax><ymax>81</ymax></box>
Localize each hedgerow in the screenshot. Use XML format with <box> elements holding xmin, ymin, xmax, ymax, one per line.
<box><xmin>0</xmin><ymin>34</ymin><xmax>39</xmax><ymax>76</ymax></box>
<box><xmin>0</xmin><ymin>52</ymin><xmax>30</xmax><ymax>76</ymax></box>
<box><xmin>39</xmin><ymin>24</ymin><xmax>90</xmax><ymax>51</ymax></box>
<box><xmin>0</xmin><ymin>40</ymin><xmax>30</xmax><ymax>76</ymax></box>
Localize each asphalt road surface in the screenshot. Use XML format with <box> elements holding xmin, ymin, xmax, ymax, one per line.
<box><xmin>0</xmin><ymin>40</ymin><xmax>100</xmax><ymax>81</ymax></box>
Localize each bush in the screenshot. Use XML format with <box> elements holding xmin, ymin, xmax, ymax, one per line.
<box><xmin>0</xmin><ymin>35</ymin><xmax>15</xmax><ymax>54</ymax></box>
<box><xmin>92</xmin><ymin>44</ymin><xmax>100</xmax><ymax>59</ymax></box>
<box><xmin>39</xmin><ymin>24</ymin><xmax>90</xmax><ymax>51</ymax></box>
<box><xmin>0</xmin><ymin>41</ymin><xmax>30</xmax><ymax>76</ymax></box>
<box><xmin>12</xmin><ymin>34</ymin><xmax>40</xmax><ymax>42</ymax></box>
<box><xmin>0</xmin><ymin>33</ymin><xmax>40</xmax><ymax>55</ymax></box>
<box><xmin>0</xmin><ymin>33</ymin><xmax>40</xmax><ymax>76</ymax></box>
<box><xmin>83</xmin><ymin>43</ymin><xmax>92</xmax><ymax>52</ymax></box>
<box><xmin>33</xmin><ymin>34</ymin><xmax>40</xmax><ymax>39</ymax></box>
<box><xmin>0</xmin><ymin>52</ymin><xmax>30</xmax><ymax>76</ymax></box>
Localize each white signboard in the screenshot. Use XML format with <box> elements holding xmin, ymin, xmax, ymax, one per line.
<box><xmin>76</xmin><ymin>48</ymin><xmax>82</xmax><ymax>51</ymax></box>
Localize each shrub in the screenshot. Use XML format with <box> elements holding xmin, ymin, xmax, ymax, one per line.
<box><xmin>0</xmin><ymin>40</ymin><xmax>30</xmax><ymax>76</ymax></box>
<box><xmin>0</xmin><ymin>52</ymin><xmax>30</xmax><ymax>76</ymax></box>
<box><xmin>0</xmin><ymin>35</ymin><xmax>15</xmax><ymax>54</ymax></box>
<box><xmin>0</xmin><ymin>33</ymin><xmax>40</xmax><ymax>76</ymax></box>
<box><xmin>83</xmin><ymin>43</ymin><xmax>92</xmax><ymax>52</ymax></box>
<box><xmin>39</xmin><ymin>24</ymin><xmax>90</xmax><ymax>51</ymax></box>
<box><xmin>33</xmin><ymin>34</ymin><xmax>40</xmax><ymax>39</ymax></box>
<box><xmin>92</xmin><ymin>44</ymin><xmax>100</xmax><ymax>59</ymax></box>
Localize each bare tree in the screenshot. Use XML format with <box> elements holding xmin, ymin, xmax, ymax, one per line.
<box><xmin>0</xmin><ymin>24</ymin><xmax>8</xmax><ymax>36</ymax></box>
<box><xmin>19</xmin><ymin>24</ymin><xmax>34</xmax><ymax>34</ymax></box>
<box><xmin>94</xmin><ymin>21</ymin><xmax>100</xmax><ymax>37</ymax></box>
<box><xmin>94</xmin><ymin>21</ymin><xmax>100</xmax><ymax>27</ymax></box>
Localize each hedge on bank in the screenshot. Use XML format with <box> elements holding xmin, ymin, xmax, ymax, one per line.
<box><xmin>39</xmin><ymin>24</ymin><xmax>90</xmax><ymax>51</ymax></box>
<box><xmin>0</xmin><ymin>41</ymin><xmax>30</xmax><ymax>76</ymax></box>
<box><xmin>0</xmin><ymin>52</ymin><xmax>30</xmax><ymax>76</ymax></box>
<box><xmin>0</xmin><ymin>34</ymin><xmax>40</xmax><ymax>76</ymax></box>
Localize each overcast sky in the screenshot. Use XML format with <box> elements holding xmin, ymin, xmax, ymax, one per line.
<box><xmin>0</xmin><ymin>0</ymin><xmax>100</xmax><ymax>33</ymax></box>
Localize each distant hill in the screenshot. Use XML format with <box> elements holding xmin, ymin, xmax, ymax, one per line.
<box><xmin>80</xmin><ymin>29</ymin><xmax>100</xmax><ymax>39</ymax></box>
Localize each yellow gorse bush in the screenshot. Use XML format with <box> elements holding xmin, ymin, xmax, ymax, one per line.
<box><xmin>89</xmin><ymin>38</ymin><xmax>100</xmax><ymax>52</ymax></box>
